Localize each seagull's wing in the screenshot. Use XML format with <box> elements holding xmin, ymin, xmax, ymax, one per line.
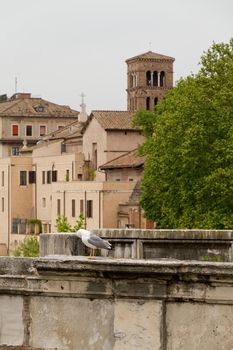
<box><xmin>88</xmin><ymin>234</ymin><xmax>111</xmax><ymax>250</ymax></box>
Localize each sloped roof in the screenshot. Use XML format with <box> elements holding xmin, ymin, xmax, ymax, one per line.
<box><xmin>0</xmin><ymin>94</ymin><xmax>79</xmax><ymax>118</ymax></box>
<box><xmin>88</xmin><ymin>110</ymin><xmax>138</xmax><ymax>131</ymax></box>
<box><xmin>126</xmin><ymin>51</ymin><xmax>175</xmax><ymax>62</ymax></box>
<box><xmin>42</xmin><ymin>120</ymin><xmax>84</xmax><ymax>141</ymax></box>
<box><xmin>100</xmin><ymin>149</ymin><xmax>145</xmax><ymax>170</ymax></box>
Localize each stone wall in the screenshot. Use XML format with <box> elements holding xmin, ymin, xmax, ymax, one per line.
<box><xmin>0</xmin><ymin>256</ymin><xmax>233</xmax><ymax>349</ymax></box>
<box><xmin>40</xmin><ymin>229</ymin><xmax>233</xmax><ymax>261</ymax></box>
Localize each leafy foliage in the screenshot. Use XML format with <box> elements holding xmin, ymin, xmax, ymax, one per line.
<box><xmin>134</xmin><ymin>39</ymin><xmax>233</xmax><ymax>229</ymax></box>
<box><xmin>55</xmin><ymin>214</ymin><xmax>85</xmax><ymax>232</ymax></box>
<box><xmin>14</xmin><ymin>236</ymin><xmax>39</xmax><ymax>257</ymax></box>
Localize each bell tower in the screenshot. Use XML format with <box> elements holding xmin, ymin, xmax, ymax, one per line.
<box><xmin>126</xmin><ymin>51</ymin><xmax>175</xmax><ymax>112</ymax></box>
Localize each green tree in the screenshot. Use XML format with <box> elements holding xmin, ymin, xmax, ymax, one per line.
<box><xmin>134</xmin><ymin>39</ymin><xmax>233</xmax><ymax>229</ymax></box>
<box><xmin>55</xmin><ymin>214</ymin><xmax>85</xmax><ymax>232</ymax></box>
<box><xmin>14</xmin><ymin>236</ymin><xmax>39</xmax><ymax>257</ymax></box>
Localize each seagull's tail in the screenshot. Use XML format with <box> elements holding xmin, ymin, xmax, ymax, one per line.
<box><xmin>104</xmin><ymin>240</ymin><xmax>112</xmax><ymax>250</ymax></box>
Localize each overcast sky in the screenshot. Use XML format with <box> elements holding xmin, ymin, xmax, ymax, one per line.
<box><xmin>0</xmin><ymin>0</ymin><xmax>232</xmax><ymax>112</ymax></box>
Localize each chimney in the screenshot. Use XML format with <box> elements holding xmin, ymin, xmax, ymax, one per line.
<box><xmin>11</xmin><ymin>93</ymin><xmax>31</xmax><ymax>100</ymax></box>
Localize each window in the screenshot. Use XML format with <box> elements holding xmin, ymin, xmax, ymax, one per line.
<box><xmin>1</xmin><ymin>171</ymin><xmax>4</xmax><ymax>187</ymax></box>
<box><xmin>20</xmin><ymin>171</ymin><xmax>27</xmax><ymax>186</ymax></box>
<box><xmin>57</xmin><ymin>199</ymin><xmax>61</xmax><ymax>216</ymax></box>
<box><xmin>42</xmin><ymin>197</ymin><xmax>46</xmax><ymax>208</ymax></box>
<box><xmin>160</xmin><ymin>71</ymin><xmax>165</xmax><ymax>87</ymax></box>
<box><xmin>92</xmin><ymin>143</ymin><xmax>97</xmax><ymax>170</ymax></box>
<box><xmin>72</xmin><ymin>199</ymin><xmax>75</xmax><ymax>218</ymax></box>
<box><xmin>1</xmin><ymin>197</ymin><xmax>4</xmax><ymax>212</ymax></box>
<box><xmin>42</xmin><ymin>171</ymin><xmax>46</xmax><ymax>184</ymax></box>
<box><xmin>11</xmin><ymin>147</ymin><xmax>20</xmax><ymax>156</ymax></box>
<box><xmin>52</xmin><ymin>170</ymin><xmax>57</xmax><ymax>182</ymax></box>
<box><xmin>66</xmin><ymin>169</ymin><xmax>69</xmax><ymax>181</ymax></box>
<box><xmin>146</xmin><ymin>71</ymin><xmax>151</xmax><ymax>86</ymax></box>
<box><xmin>86</xmin><ymin>200</ymin><xmax>93</xmax><ymax>218</ymax></box>
<box><xmin>29</xmin><ymin>171</ymin><xmax>36</xmax><ymax>184</ymax></box>
<box><xmin>153</xmin><ymin>71</ymin><xmax>158</xmax><ymax>86</ymax></box>
<box><xmin>80</xmin><ymin>200</ymin><xmax>84</xmax><ymax>215</ymax></box>
<box><xmin>12</xmin><ymin>125</ymin><xmax>19</xmax><ymax>136</ymax></box>
<box><xmin>26</xmin><ymin>125</ymin><xmax>32</xmax><ymax>136</ymax></box>
<box><xmin>154</xmin><ymin>97</ymin><xmax>158</xmax><ymax>106</ymax></box>
<box><xmin>47</xmin><ymin>171</ymin><xmax>51</xmax><ymax>184</ymax></box>
<box><xmin>34</xmin><ymin>106</ymin><xmax>44</xmax><ymax>113</ymax></box>
<box><xmin>58</xmin><ymin>125</ymin><xmax>64</xmax><ymax>130</ymax></box>
<box><xmin>146</xmin><ymin>97</ymin><xmax>150</xmax><ymax>110</ymax></box>
<box><xmin>39</xmin><ymin>125</ymin><xmax>46</xmax><ymax>136</ymax></box>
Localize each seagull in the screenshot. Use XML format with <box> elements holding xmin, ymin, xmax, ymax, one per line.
<box><xmin>76</xmin><ymin>229</ymin><xmax>112</xmax><ymax>255</ymax></box>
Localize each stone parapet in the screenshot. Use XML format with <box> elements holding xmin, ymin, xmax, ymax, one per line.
<box><xmin>40</xmin><ymin>229</ymin><xmax>233</xmax><ymax>261</ymax></box>
<box><xmin>0</xmin><ymin>256</ymin><xmax>233</xmax><ymax>349</ymax></box>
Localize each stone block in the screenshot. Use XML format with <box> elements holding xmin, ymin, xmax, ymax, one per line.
<box><xmin>29</xmin><ymin>296</ymin><xmax>114</xmax><ymax>350</ymax></box>
<box><xmin>0</xmin><ymin>295</ymin><xmax>24</xmax><ymax>346</ymax></box>
<box><xmin>166</xmin><ymin>302</ymin><xmax>233</xmax><ymax>350</ymax></box>
<box><xmin>113</xmin><ymin>300</ymin><xmax>162</xmax><ymax>350</ymax></box>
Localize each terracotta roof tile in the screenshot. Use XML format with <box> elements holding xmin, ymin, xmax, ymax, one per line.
<box><xmin>42</xmin><ymin>120</ymin><xmax>84</xmax><ymax>140</ymax></box>
<box><xmin>91</xmin><ymin>110</ymin><xmax>138</xmax><ymax>130</ymax></box>
<box><xmin>0</xmin><ymin>96</ymin><xmax>79</xmax><ymax>118</ymax></box>
<box><xmin>126</xmin><ymin>51</ymin><xmax>175</xmax><ymax>62</ymax></box>
<box><xmin>100</xmin><ymin>149</ymin><xmax>145</xmax><ymax>169</ymax></box>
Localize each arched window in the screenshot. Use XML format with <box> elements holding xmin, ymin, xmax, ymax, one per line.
<box><xmin>146</xmin><ymin>71</ymin><xmax>151</xmax><ymax>86</ymax></box>
<box><xmin>154</xmin><ymin>97</ymin><xmax>158</xmax><ymax>107</ymax></box>
<box><xmin>153</xmin><ymin>71</ymin><xmax>158</xmax><ymax>86</ymax></box>
<box><xmin>160</xmin><ymin>71</ymin><xmax>165</xmax><ymax>87</ymax></box>
<box><xmin>130</xmin><ymin>74</ymin><xmax>134</xmax><ymax>88</ymax></box>
<box><xmin>146</xmin><ymin>97</ymin><xmax>150</xmax><ymax>110</ymax></box>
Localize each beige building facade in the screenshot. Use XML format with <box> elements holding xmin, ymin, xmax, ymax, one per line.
<box><xmin>0</xmin><ymin>92</ymin><xmax>79</xmax><ymax>157</ymax></box>
<box><xmin>0</xmin><ymin>50</ymin><xmax>174</xmax><ymax>252</ymax></box>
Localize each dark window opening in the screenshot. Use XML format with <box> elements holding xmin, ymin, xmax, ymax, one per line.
<box><xmin>26</xmin><ymin>125</ymin><xmax>32</xmax><ymax>136</ymax></box>
<box><xmin>72</xmin><ymin>199</ymin><xmax>75</xmax><ymax>218</ymax></box>
<box><xmin>160</xmin><ymin>71</ymin><xmax>165</xmax><ymax>87</ymax></box>
<box><xmin>29</xmin><ymin>171</ymin><xmax>36</xmax><ymax>184</ymax></box>
<box><xmin>146</xmin><ymin>71</ymin><xmax>151</xmax><ymax>86</ymax></box>
<box><xmin>52</xmin><ymin>170</ymin><xmax>57</xmax><ymax>182</ymax></box>
<box><xmin>146</xmin><ymin>97</ymin><xmax>150</xmax><ymax>110</ymax></box>
<box><xmin>42</xmin><ymin>171</ymin><xmax>46</xmax><ymax>184</ymax></box>
<box><xmin>47</xmin><ymin>171</ymin><xmax>52</xmax><ymax>184</ymax></box>
<box><xmin>153</xmin><ymin>71</ymin><xmax>158</xmax><ymax>86</ymax></box>
<box><xmin>154</xmin><ymin>97</ymin><xmax>158</xmax><ymax>107</ymax></box>
<box><xmin>86</xmin><ymin>200</ymin><xmax>93</xmax><ymax>218</ymax></box>
<box><xmin>80</xmin><ymin>199</ymin><xmax>84</xmax><ymax>215</ymax></box>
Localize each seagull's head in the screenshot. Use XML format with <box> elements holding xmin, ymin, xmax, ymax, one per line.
<box><xmin>76</xmin><ymin>229</ymin><xmax>89</xmax><ymax>238</ymax></box>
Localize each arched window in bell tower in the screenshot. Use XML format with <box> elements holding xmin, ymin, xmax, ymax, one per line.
<box><xmin>146</xmin><ymin>97</ymin><xmax>150</xmax><ymax>110</ymax></box>
<box><xmin>153</xmin><ymin>71</ymin><xmax>158</xmax><ymax>86</ymax></box>
<box><xmin>146</xmin><ymin>71</ymin><xmax>151</xmax><ymax>86</ymax></box>
<box><xmin>160</xmin><ymin>71</ymin><xmax>165</xmax><ymax>87</ymax></box>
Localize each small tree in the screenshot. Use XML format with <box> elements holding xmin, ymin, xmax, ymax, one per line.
<box><xmin>55</xmin><ymin>214</ymin><xmax>85</xmax><ymax>232</ymax></box>
<box><xmin>14</xmin><ymin>236</ymin><xmax>39</xmax><ymax>257</ymax></box>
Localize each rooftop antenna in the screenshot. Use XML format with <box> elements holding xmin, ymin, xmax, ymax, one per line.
<box><xmin>15</xmin><ymin>77</ymin><xmax>18</xmax><ymax>94</ymax></box>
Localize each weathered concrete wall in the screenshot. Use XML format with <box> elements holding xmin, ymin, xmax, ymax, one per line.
<box><xmin>0</xmin><ymin>256</ymin><xmax>233</xmax><ymax>349</ymax></box>
<box><xmin>40</xmin><ymin>229</ymin><xmax>233</xmax><ymax>261</ymax></box>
